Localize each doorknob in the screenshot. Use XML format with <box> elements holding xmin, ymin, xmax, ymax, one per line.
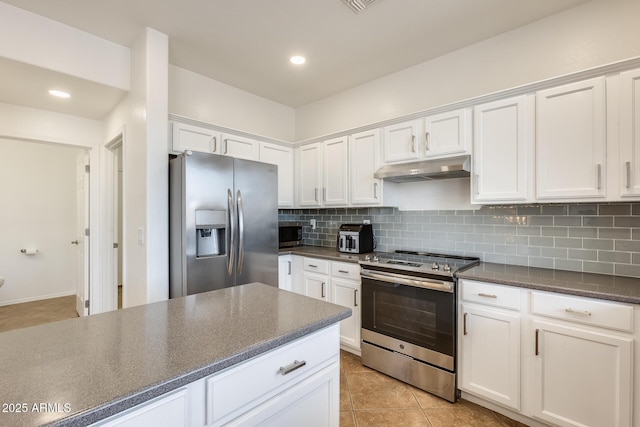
<box><xmin>71</xmin><ymin>240</ymin><xmax>79</xmax><ymax>245</ymax></box>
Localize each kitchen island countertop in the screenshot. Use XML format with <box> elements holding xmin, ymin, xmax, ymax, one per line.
<box><xmin>0</xmin><ymin>282</ymin><xmax>351</xmax><ymax>427</ymax></box>
<box><xmin>457</xmin><ymin>262</ymin><xmax>640</xmax><ymax>305</ymax></box>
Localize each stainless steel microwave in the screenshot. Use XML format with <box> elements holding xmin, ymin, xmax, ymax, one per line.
<box><xmin>279</xmin><ymin>224</ymin><xmax>303</xmax><ymax>248</ymax></box>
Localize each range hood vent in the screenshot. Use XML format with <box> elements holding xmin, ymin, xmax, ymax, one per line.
<box><xmin>342</xmin><ymin>0</ymin><xmax>380</xmax><ymax>13</ymax></box>
<box><xmin>374</xmin><ymin>155</ymin><xmax>471</xmax><ymax>183</ymax></box>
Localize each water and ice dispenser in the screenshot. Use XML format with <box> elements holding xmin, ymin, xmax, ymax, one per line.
<box><xmin>195</xmin><ymin>209</ymin><xmax>226</xmax><ymax>257</ymax></box>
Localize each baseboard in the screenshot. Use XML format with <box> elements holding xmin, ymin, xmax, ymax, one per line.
<box><xmin>0</xmin><ymin>291</ymin><xmax>76</xmax><ymax>307</ymax></box>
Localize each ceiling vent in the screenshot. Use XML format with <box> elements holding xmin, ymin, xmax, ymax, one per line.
<box><xmin>342</xmin><ymin>0</ymin><xmax>380</xmax><ymax>13</ymax></box>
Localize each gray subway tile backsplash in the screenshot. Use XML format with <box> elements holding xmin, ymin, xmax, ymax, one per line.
<box><xmin>279</xmin><ymin>202</ymin><xmax>640</xmax><ymax>279</ymax></box>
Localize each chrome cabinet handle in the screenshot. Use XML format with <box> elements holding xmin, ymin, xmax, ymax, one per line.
<box><xmin>338</xmin><ymin>270</ymin><xmax>349</xmax><ymax>274</ymax></box>
<box><xmin>314</xmin><ymin>188</ymin><xmax>318</xmax><ymax>202</ymax></box>
<box><xmin>425</xmin><ymin>132</ymin><xmax>431</xmax><ymax>152</ymax></box>
<box><xmin>626</xmin><ymin>161</ymin><xmax>631</xmax><ymax>189</ymax></box>
<box><xmin>224</xmin><ymin>138</ymin><xmax>229</xmax><ymax>154</ymax></box>
<box><xmin>535</xmin><ymin>329</ymin><xmax>540</xmax><ymax>356</ymax></box>
<box><xmin>212</xmin><ymin>136</ymin><xmax>217</xmax><ymax>153</ymax></box>
<box><xmin>373</xmin><ymin>182</ymin><xmax>379</xmax><ymax>199</ymax></box>
<box><xmin>463</xmin><ymin>312</ymin><xmax>468</xmax><ymax>335</ymax></box>
<box><xmin>478</xmin><ymin>293</ymin><xmax>497</xmax><ymax>299</ymax></box>
<box><xmin>308</xmin><ymin>264</ymin><xmax>318</xmax><ymax>268</ymax></box>
<box><xmin>321</xmin><ymin>282</ymin><xmax>326</xmax><ymax>298</ymax></box>
<box><xmin>474</xmin><ymin>174</ymin><xmax>479</xmax><ymax>196</ymax></box>
<box><xmin>227</xmin><ymin>189</ymin><xmax>235</xmax><ymax>276</ymax></box>
<box><xmin>288</xmin><ymin>261</ymin><xmax>292</xmax><ymax>275</ymax></box>
<box><xmin>354</xmin><ymin>289</ymin><xmax>358</xmax><ymax>307</ymax></box>
<box><xmin>411</xmin><ymin>135</ymin><xmax>416</xmax><ymax>153</ymax></box>
<box><xmin>279</xmin><ymin>360</ymin><xmax>306</xmax><ymax>375</ymax></box>
<box><xmin>596</xmin><ymin>163</ymin><xmax>602</xmax><ymax>190</ymax></box>
<box><xmin>237</xmin><ymin>190</ymin><xmax>244</xmax><ymax>275</ymax></box>
<box><xmin>565</xmin><ymin>308</ymin><xmax>592</xmax><ymax>316</ymax></box>
<box><xmin>323</xmin><ymin>187</ymin><xmax>326</xmax><ymax>202</ymax></box>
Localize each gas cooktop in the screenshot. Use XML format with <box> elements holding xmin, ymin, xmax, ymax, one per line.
<box><xmin>359</xmin><ymin>250</ymin><xmax>480</xmax><ymax>277</ymax></box>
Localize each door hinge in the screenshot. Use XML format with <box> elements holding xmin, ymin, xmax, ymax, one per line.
<box><xmin>84</xmin><ymin>299</ymin><xmax>90</xmax><ymax>309</ymax></box>
<box><xmin>85</xmin><ymin>228</ymin><xmax>90</xmax><ymax>236</ymax></box>
<box><xmin>85</xmin><ymin>164</ymin><xmax>90</xmax><ymax>173</ymax></box>
<box><xmin>113</xmin><ymin>242</ymin><xmax>119</xmax><ymax>249</ymax></box>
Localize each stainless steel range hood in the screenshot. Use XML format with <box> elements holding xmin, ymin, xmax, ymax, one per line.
<box><xmin>374</xmin><ymin>155</ymin><xmax>471</xmax><ymax>183</ymax></box>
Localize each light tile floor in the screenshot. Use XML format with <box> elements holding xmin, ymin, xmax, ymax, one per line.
<box><xmin>0</xmin><ymin>295</ymin><xmax>78</xmax><ymax>333</ymax></box>
<box><xmin>340</xmin><ymin>350</ymin><xmax>526</xmax><ymax>427</ymax></box>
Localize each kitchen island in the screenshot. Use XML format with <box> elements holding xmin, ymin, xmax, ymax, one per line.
<box><xmin>0</xmin><ymin>282</ymin><xmax>351</xmax><ymax>427</ymax></box>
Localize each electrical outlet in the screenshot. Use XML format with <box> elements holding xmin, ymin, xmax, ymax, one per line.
<box><xmin>309</xmin><ymin>219</ymin><xmax>317</xmax><ymax>230</ymax></box>
<box><xmin>363</xmin><ymin>219</ymin><xmax>371</xmax><ymax>224</ymax></box>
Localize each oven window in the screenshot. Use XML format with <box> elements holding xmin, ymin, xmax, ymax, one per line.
<box><xmin>361</xmin><ymin>278</ymin><xmax>455</xmax><ymax>357</ymax></box>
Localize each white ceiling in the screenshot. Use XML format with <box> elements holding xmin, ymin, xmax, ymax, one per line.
<box><xmin>0</xmin><ymin>0</ymin><xmax>589</xmax><ymax>119</ymax></box>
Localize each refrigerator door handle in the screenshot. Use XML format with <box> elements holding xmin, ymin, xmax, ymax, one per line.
<box><xmin>227</xmin><ymin>188</ymin><xmax>235</xmax><ymax>276</ymax></box>
<box><xmin>237</xmin><ymin>189</ymin><xmax>245</xmax><ymax>275</ymax></box>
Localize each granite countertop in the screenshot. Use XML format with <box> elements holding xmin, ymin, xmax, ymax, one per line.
<box><xmin>458</xmin><ymin>263</ymin><xmax>640</xmax><ymax>305</ymax></box>
<box><xmin>279</xmin><ymin>245</ymin><xmax>374</xmax><ymax>263</ymax></box>
<box><xmin>0</xmin><ymin>283</ymin><xmax>351</xmax><ymax>427</ymax></box>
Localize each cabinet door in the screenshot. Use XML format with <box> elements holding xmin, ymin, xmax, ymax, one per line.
<box><xmin>298</xmin><ymin>143</ymin><xmax>323</xmax><ymax>207</ymax></box>
<box><xmin>472</xmin><ymin>96</ymin><xmax>532</xmax><ymax>204</ymax></box>
<box><xmin>228</xmin><ymin>362</ymin><xmax>339</xmax><ymax>427</ymax></box>
<box><xmin>260</xmin><ymin>142</ymin><xmax>294</xmax><ymax>208</ymax></box>
<box><xmin>92</xmin><ymin>389</ymin><xmax>188</xmax><ymax>427</ymax></box>
<box><xmin>303</xmin><ymin>273</ymin><xmax>329</xmax><ymax>301</ymax></box>
<box><xmin>459</xmin><ymin>305</ymin><xmax>520</xmax><ymax>411</ymax></box>
<box><xmin>531</xmin><ymin>320</ymin><xmax>633</xmax><ymax>427</ymax></box>
<box><xmin>171</xmin><ymin>122</ymin><xmax>219</xmax><ymax>154</ymax></box>
<box><xmin>278</xmin><ymin>255</ymin><xmax>292</xmax><ymax>291</ymax></box>
<box><xmin>331</xmin><ymin>278</ymin><xmax>361</xmax><ymax>351</ymax></box>
<box><xmin>536</xmin><ymin>77</ymin><xmax>606</xmax><ymax>200</ymax></box>
<box><xmin>620</xmin><ymin>68</ymin><xmax>640</xmax><ymax>197</ymax></box>
<box><xmin>350</xmin><ymin>129</ymin><xmax>383</xmax><ymax>206</ymax></box>
<box><xmin>382</xmin><ymin>120</ymin><xmax>422</xmax><ymax>163</ymax></box>
<box><xmin>322</xmin><ymin>136</ymin><xmax>349</xmax><ymax>206</ymax></box>
<box><xmin>220</xmin><ymin>134</ymin><xmax>260</xmax><ymax>161</ymax></box>
<box><xmin>424</xmin><ymin>109</ymin><xmax>471</xmax><ymax>158</ymax></box>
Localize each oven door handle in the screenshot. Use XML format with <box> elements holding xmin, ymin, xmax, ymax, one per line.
<box><xmin>361</xmin><ymin>269</ymin><xmax>454</xmax><ymax>293</ymax></box>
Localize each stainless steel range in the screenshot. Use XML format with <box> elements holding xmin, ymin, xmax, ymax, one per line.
<box><xmin>359</xmin><ymin>250</ymin><xmax>479</xmax><ymax>402</ymax></box>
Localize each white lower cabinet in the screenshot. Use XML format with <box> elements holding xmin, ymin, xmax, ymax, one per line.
<box><xmin>282</xmin><ymin>255</ymin><xmax>362</xmax><ymax>354</ymax></box>
<box><xmin>459</xmin><ymin>280</ymin><xmax>521</xmax><ymax>411</ymax></box>
<box><xmin>278</xmin><ymin>255</ymin><xmax>293</xmax><ymax>291</ymax></box>
<box><xmin>92</xmin><ymin>325</ymin><xmax>340</xmax><ymax>427</ymax></box>
<box><xmin>458</xmin><ymin>280</ymin><xmax>637</xmax><ymax>427</ymax></box>
<box><xmin>531</xmin><ymin>320</ymin><xmax>632</xmax><ymax>427</ymax></box>
<box><xmin>92</xmin><ymin>389</ymin><xmax>189</xmax><ymax>427</ymax></box>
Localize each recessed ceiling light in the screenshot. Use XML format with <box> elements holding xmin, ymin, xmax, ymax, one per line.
<box><xmin>49</xmin><ymin>89</ymin><xmax>71</xmax><ymax>98</ymax></box>
<box><xmin>290</xmin><ymin>56</ymin><xmax>306</xmax><ymax>65</ymax></box>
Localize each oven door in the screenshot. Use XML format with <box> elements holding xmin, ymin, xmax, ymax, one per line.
<box><xmin>361</xmin><ymin>269</ymin><xmax>456</xmax><ymax>368</ymax></box>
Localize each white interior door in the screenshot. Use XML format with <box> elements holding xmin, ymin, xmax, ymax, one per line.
<box><xmin>75</xmin><ymin>152</ymin><xmax>90</xmax><ymax>316</ymax></box>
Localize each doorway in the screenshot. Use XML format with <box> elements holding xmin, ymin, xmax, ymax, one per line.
<box><xmin>105</xmin><ymin>133</ymin><xmax>124</xmax><ymax>310</ymax></box>
<box><xmin>0</xmin><ymin>138</ymin><xmax>90</xmax><ymax>330</ymax></box>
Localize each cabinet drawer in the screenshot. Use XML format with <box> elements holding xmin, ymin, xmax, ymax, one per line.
<box><xmin>331</xmin><ymin>261</ymin><xmax>361</xmax><ymax>281</ymax></box>
<box><xmin>303</xmin><ymin>257</ymin><xmax>329</xmax><ymax>274</ymax></box>
<box><xmin>459</xmin><ymin>280</ymin><xmax>521</xmax><ymax>311</ymax></box>
<box><xmin>206</xmin><ymin>325</ymin><xmax>338</xmax><ymax>425</ymax></box>
<box><xmin>531</xmin><ymin>291</ymin><xmax>634</xmax><ymax>332</ymax></box>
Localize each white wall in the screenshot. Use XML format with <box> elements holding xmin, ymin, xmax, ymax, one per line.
<box><xmin>0</xmin><ymin>2</ymin><xmax>129</xmax><ymax>91</ymax></box>
<box><xmin>169</xmin><ymin>65</ymin><xmax>295</xmax><ymax>142</ymax></box>
<box><xmin>295</xmin><ymin>0</ymin><xmax>640</xmax><ymax>140</ymax></box>
<box><xmin>0</xmin><ymin>138</ymin><xmax>82</xmax><ymax>305</ymax></box>
<box><xmin>103</xmin><ymin>28</ymin><xmax>168</xmax><ymax>308</ymax></box>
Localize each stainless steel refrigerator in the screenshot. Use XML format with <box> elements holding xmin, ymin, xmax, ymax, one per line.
<box><xmin>169</xmin><ymin>151</ymin><xmax>278</xmax><ymax>297</ymax></box>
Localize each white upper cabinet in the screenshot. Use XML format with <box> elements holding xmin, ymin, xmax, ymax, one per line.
<box><xmin>536</xmin><ymin>77</ymin><xmax>606</xmax><ymax>200</ymax></box>
<box><xmin>382</xmin><ymin>120</ymin><xmax>423</xmax><ymax>163</ymax></box>
<box><xmin>619</xmin><ymin>68</ymin><xmax>640</xmax><ymax>198</ymax></box>
<box><xmin>322</xmin><ymin>136</ymin><xmax>349</xmax><ymax>206</ymax></box>
<box><xmin>423</xmin><ymin>108</ymin><xmax>472</xmax><ymax>158</ymax></box>
<box><xmin>472</xmin><ymin>95</ymin><xmax>534</xmax><ymax>204</ymax></box>
<box><xmin>350</xmin><ymin>129</ymin><xmax>392</xmax><ymax>206</ymax></box>
<box><xmin>219</xmin><ymin>133</ymin><xmax>260</xmax><ymax>161</ymax></box>
<box><xmin>171</xmin><ymin>122</ymin><xmax>220</xmax><ymax>154</ymax></box>
<box><xmin>259</xmin><ymin>142</ymin><xmax>294</xmax><ymax>208</ymax></box>
<box><xmin>297</xmin><ymin>143</ymin><xmax>323</xmax><ymax>207</ymax></box>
